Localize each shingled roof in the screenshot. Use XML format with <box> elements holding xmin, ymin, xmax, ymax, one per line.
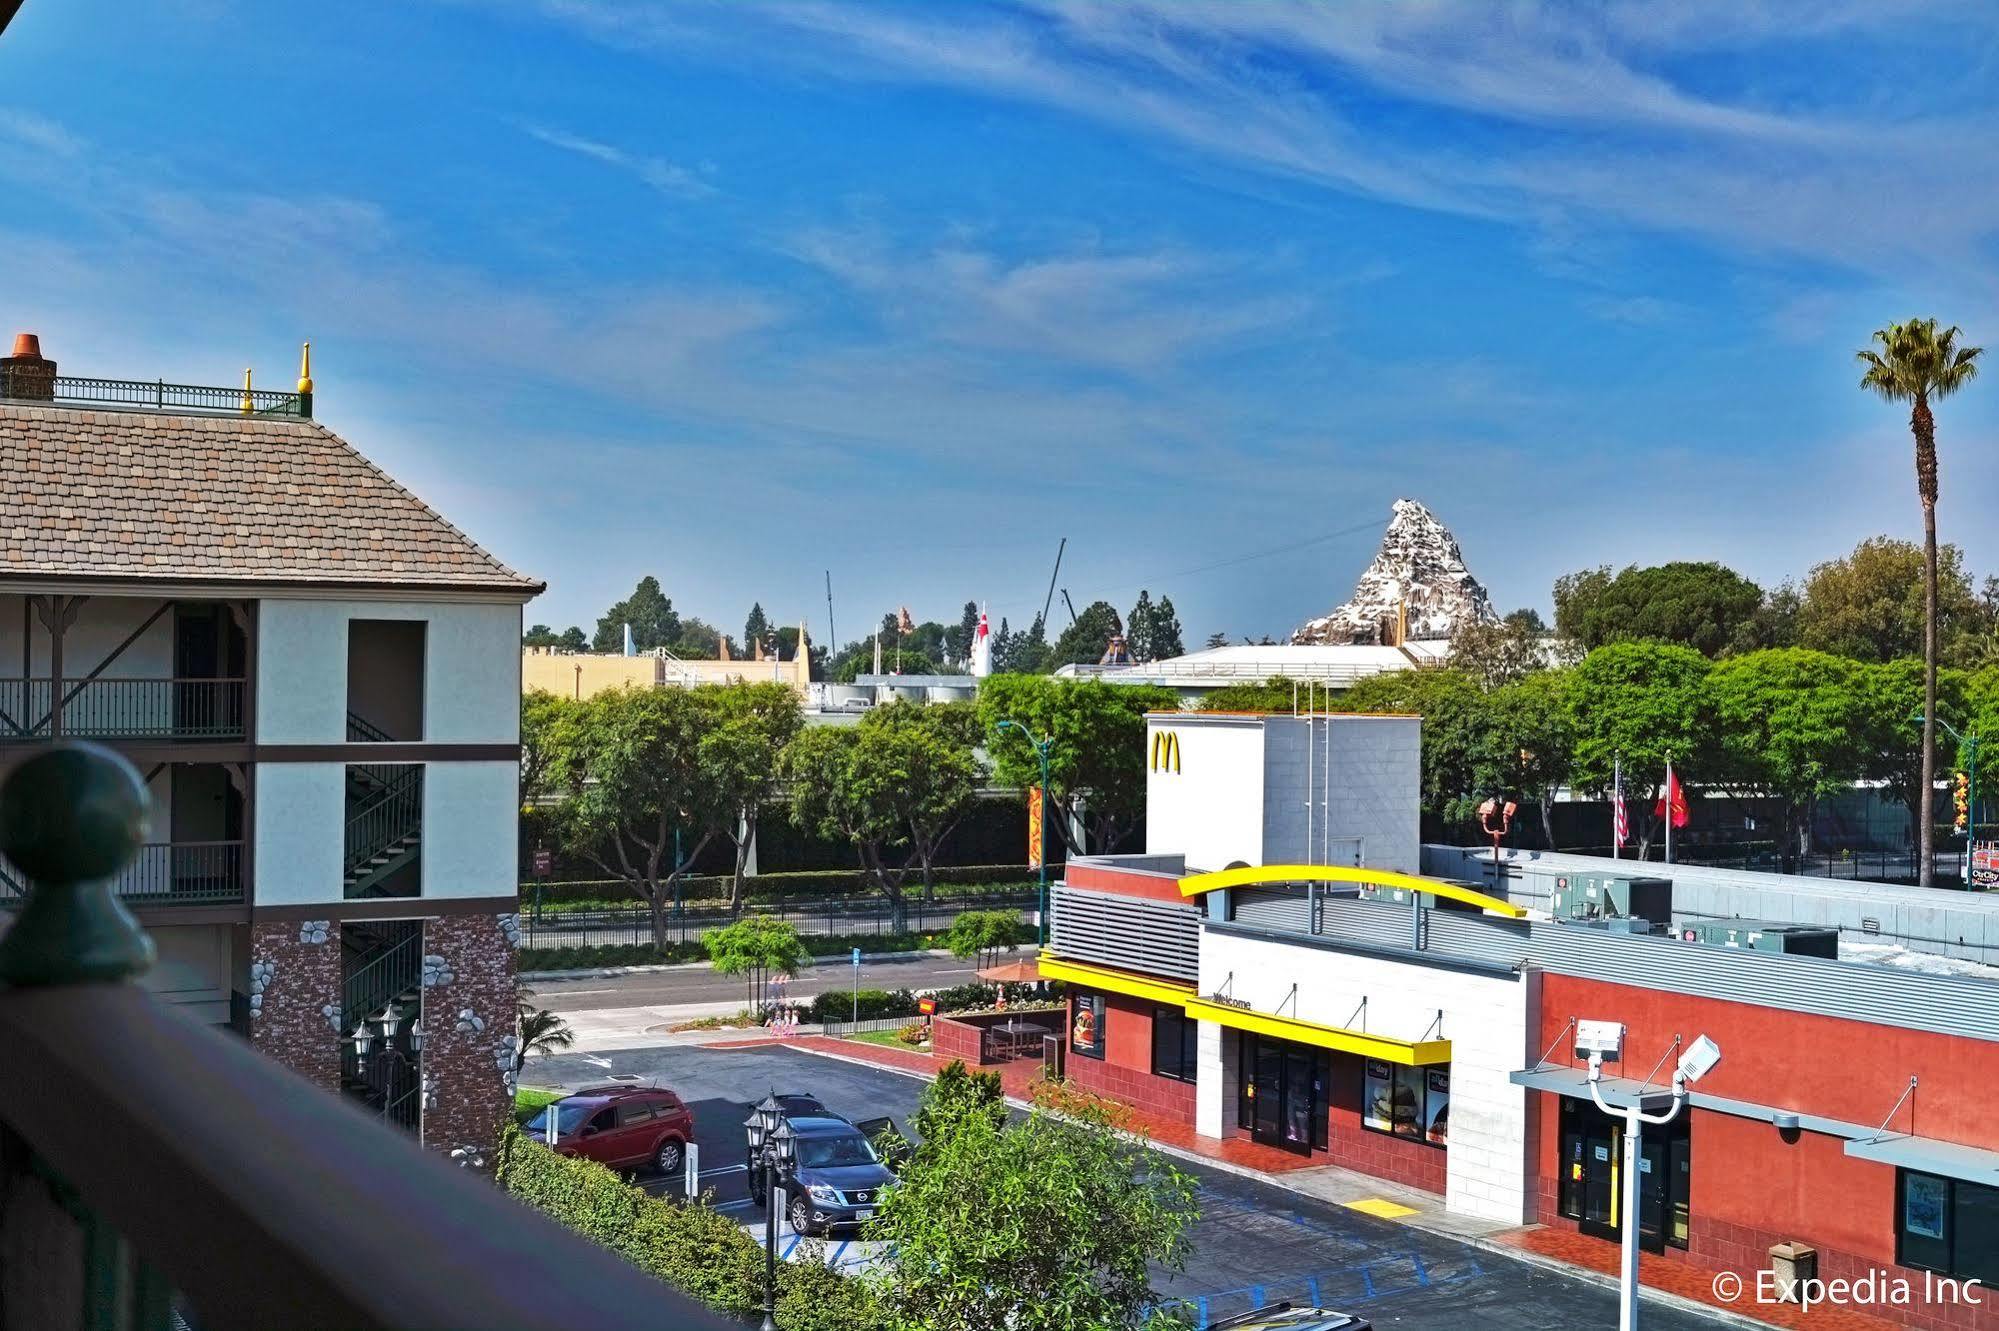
<box><xmin>0</xmin><ymin>404</ymin><xmax>543</xmax><ymax>593</ymax></box>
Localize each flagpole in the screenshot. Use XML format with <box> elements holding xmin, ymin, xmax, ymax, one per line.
<box><xmin>1665</xmin><ymin>755</ymin><xmax>1674</xmax><ymax>866</ymax></box>
<box><xmin>1612</xmin><ymin>754</ymin><xmax>1621</xmax><ymax>860</ymax></box>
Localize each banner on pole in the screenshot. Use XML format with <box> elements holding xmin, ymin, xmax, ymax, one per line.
<box><xmin>1027</xmin><ymin>786</ymin><xmax>1045</xmax><ymax>869</ymax></box>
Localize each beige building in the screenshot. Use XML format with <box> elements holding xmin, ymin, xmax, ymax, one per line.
<box><xmin>523</xmin><ymin>627</ymin><xmax>812</xmax><ymax>700</ymax></box>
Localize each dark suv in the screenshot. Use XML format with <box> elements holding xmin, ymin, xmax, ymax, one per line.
<box><xmin>772</xmin><ymin>1114</ymin><xmax>896</xmax><ymax>1236</ymax></box>
<box><xmin>522</xmin><ymin>1085</ymin><xmax>694</xmax><ymax>1175</ymax></box>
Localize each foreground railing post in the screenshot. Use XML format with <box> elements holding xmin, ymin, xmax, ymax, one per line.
<box><xmin>0</xmin><ymin>743</ymin><xmax>153</xmax><ymax>986</ymax></box>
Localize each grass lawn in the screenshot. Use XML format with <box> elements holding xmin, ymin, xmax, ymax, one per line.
<box><xmin>847</xmin><ymin>1028</ymin><xmax>930</xmax><ymax>1052</ymax></box>
<box><xmin>514</xmin><ymin>1086</ymin><xmax>565</xmax><ymax>1122</ymax></box>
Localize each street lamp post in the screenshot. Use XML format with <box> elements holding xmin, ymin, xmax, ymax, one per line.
<box><xmin>744</xmin><ymin>1093</ymin><xmax>798</xmax><ymax>1331</ymax></box>
<box><xmin>348</xmin><ymin>1001</ymin><xmax>426</xmax><ymax>1145</ymax></box>
<box><xmin>1581</xmin><ymin>1022</ymin><xmax>1723</xmax><ymax>1331</ymax></box>
<box><xmin>1911</xmin><ymin>710</ymin><xmax>1980</xmax><ymax>880</ymax></box>
<box><xmin>996</xmin><ymin>719</ymin><xmax>1054</xmax><ymax>946</ymax></box>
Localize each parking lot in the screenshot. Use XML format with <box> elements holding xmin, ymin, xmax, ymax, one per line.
<box><xmin>528</xmin><ymin>1043</ymin><xmax>1719</xmax><ymax>1330</ymax></box>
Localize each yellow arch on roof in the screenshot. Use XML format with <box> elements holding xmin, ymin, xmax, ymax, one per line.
<box><xmin>1178</xmin><ymin>864</ymin><xmax>1526</xmax><ymax>918</ymax></box>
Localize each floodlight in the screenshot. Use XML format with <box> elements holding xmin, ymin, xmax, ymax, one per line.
<box><xmin>1677</xmin><ymin>1034</ymin><xmax>1722</xmax><ymax>1084</ymax></box>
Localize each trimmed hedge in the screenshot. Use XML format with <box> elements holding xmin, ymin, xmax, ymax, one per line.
<box><xmin>518</xmin><ymin>929</ymin><xmax>937</xmax><ymax>973</ymax></box>
<box><xmin>807</xmin><ymin>981</ymin><xmax>1043</xmax><ymax>1025</ymax></box>
<box><xmin>527</xmin><ymin>863</ymin><xmax>1036</xmax><ymax>906</ymax></box>
<box><xmin>494</xmin><ymin>1126</ymin><xmax>885</xmax><ymax>1330</ymax></box>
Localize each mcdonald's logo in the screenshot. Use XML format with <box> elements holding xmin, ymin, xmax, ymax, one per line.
<box><xmin>1150</xmin><ymin>730</ymin><xmax>1182</xmax><ymax>774</ymax></box>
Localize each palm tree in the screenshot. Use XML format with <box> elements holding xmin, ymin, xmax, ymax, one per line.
<box><xmin>1858</xmin><ymin>319</ymin><xmax>1982</xmax><ymax>885</ymax></box>
<box><xmin>515</xmin><ymin>988</ymin><xmax>576</xmax><ymax>1073</ymax></box>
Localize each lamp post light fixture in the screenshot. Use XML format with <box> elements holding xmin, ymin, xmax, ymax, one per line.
<box><xmin>350</xmin><ymin>1003</ymin><xmax>425</xmax><ymax>1145</ymax></box>
<box><xmin>1477</xmin><ymin>797</ymin><xmax>1517</xmax><ymax>888</ymax></box>
<box><xmin>744</xmin><ymin>1093</ymin><xmax>797</xmax><ymax>1331</ymax></box>
<box><xmin>995</xmin><ymin>719</ymin><xmax>1054</xmax><ymax>945</ymax></box>
<box><xmin>1582</xmin><ymin>1022</ymin><xmax>1722</xmax><ymax>1331</ymax></box>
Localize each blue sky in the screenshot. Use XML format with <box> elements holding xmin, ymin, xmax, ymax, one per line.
<box><xmin>5</xmin><ymin>1</ymin><xmax>1998</xmax><ymax>646</ymax></box>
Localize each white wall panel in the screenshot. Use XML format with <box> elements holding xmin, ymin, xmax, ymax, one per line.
<box><xmin>421</xmin><ymin>762</ymin><xmax>521</xmax><ymax>899</ymax></box>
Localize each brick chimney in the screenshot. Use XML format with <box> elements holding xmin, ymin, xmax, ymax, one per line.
<box><xmin>1</xmin><ymin>333</ymin><xmax>56</xmax><ymax>401</ymax></box>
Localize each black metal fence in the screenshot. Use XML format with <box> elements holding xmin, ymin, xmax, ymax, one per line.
<box><xmin>3</xmin><ymin>374</ymin><xmax>309</xmax><ymax>417</ymax></box>
<box><xmin>0</xmin><ymin>677</ymin><xmax>246</xmax><ymax>741</ymax></box>
<box><xmin>2</xmin><ymin>841</ymin><xmax>245</xmax><ymax>905</ymax></box>
<box><xmin>521</xmin><ymin>889</ymin><xmax>1037</xmax><ymax>948</ymax></box>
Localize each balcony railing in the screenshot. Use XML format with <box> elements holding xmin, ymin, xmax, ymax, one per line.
<box><xmin>0</xmin><ymin>678</ymin><xmax>245</xmax><ymax>742</ymax></box>
<box><xmin>1</xmin><ymin>841</ymin><xmax>245</xmax><ymax>908</ymax></box>
<box><xmin>1</xmin><ymin>373</ymin><xmax>310</xmax><ymax>418</ymax></box>
<box><xmin>0</xmin><ymin>743</ymin><xmax>732</xmax><ymax>1331</ymax></box>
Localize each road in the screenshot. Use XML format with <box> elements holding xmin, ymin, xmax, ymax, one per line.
<box><xmin>528</xmin><ymin>1043</ymin><xmax>1717</xmax><ymax>1331</ymax></box>
<box><xmin>529</xmin><ymin>952</ymin><xmax>987</xmax><ymax>1014</ymax></box>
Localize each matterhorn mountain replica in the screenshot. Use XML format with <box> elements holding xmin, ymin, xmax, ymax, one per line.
<box><xmin>1292</xmin><ymin>499</ymin><xmax>1496</xmax><ymax>645</ymax></box>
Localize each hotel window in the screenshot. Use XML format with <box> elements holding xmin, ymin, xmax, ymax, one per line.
<box><xmin>1898</xmin><ymin>1171</ymin><xmax>1999</xmax><ymax>1284</ymax></box>
<box><xmin>1152</xmin><ymin>1007</ymin><xmax>1197</xmax><ymax>1082</ymax></box>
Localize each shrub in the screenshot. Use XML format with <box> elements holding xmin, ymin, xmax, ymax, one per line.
<box><xmin>896</xmin><ymin>1021</ymin><xmax>929</xmax><ymax>1046</ymax></box>
<box><xmin>494</xmin><ymin>1126</ymin><xmax>885</xmax><ymax>1331</ymax></box>
<box><xmin>808</xmin><ymin>988</ymin><xmax>919</xmax><ymax>1024</ymax></box>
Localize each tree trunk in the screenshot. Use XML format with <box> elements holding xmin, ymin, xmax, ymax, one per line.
<box><xmin>1538</xmin><ymin>791</ymin><xmax>1557</xmax><ymax>851</ymax></box>
<box><xmin>643</xmin><ymin>881</ymin><xmax>669</xmax><ymax>950</ymax></box>
<box><xmin>1916</xmin><ymin>392</ymin><xmax>1939</xmax><ymax>888</ymax></box>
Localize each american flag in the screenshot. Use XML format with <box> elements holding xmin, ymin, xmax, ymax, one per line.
<box><xmin>1612</xmin><ymin>772</ymin><xmax>1629</xmax><ymax>849</ymax></box>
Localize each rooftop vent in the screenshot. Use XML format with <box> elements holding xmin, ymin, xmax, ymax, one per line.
<box><xmin>1</xmin><ymin>332</ymin><xmax>55</xmax><ymax>400</ymax></box>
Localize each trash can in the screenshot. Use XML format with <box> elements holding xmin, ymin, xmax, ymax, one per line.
<box><xmin>1768</xmin><ymin>1242</ymin><xmax>1816</xmax><ymax>1302</ymax></box>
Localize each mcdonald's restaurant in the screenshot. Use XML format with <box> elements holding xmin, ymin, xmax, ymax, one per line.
<box><xmin>1043</xmin><ymin>713</ymin><xmax>1999</xmax><ymax>1329</ymax></box>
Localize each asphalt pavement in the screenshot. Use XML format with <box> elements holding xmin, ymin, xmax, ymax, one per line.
<box><xmin>527</xmin><ymin>1043</ymin><xmax>1720</xmax><ymax>1331</ymax></box>
<box><xmin>528</xmin><ymin>952</ymin><xmax>988</xmax><ymax>1013</ymax></box>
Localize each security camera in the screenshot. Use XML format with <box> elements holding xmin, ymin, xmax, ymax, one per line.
<box><xmin>1676</xmin><ymin>1034</ymin><xmax>1722</xmax><ymax>1084</ymax></box>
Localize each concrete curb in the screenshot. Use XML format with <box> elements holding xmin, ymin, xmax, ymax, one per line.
<box><xmin>779</xmin><ymin>1040</ymin><xmax>1767</xmax><ymax>1330</ymax></box>
<box><xmin>521</xmin><ymin>948</ymin><xmax>964</xmax><ymax>982</ymax></box>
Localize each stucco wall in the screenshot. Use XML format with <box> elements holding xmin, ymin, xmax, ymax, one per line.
<box><xmin>421</xmin><ymin>762</ymin><xmax>520</xmax><ymax>899</ymax></box>
<box><xmin>252</xmin><ymin>763</ymin><xmax>346</xmax><ymax>905</ymax></box>
<box><xmin>1200</xmin><ymin>927</ymin><xmax>1534</xmax><ymax>1222</ymax></box>
<box><xmin>257</xmin><ymin>599</ymin><xmax>519</xmax><ymax>745</ymax></box>
<box><xmin>1145</xmin><ymin>716</ymin><xmax>1265</xmax><ymax>871</ymax></box>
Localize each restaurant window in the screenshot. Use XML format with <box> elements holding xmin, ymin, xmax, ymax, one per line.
<box><xmin>1898</xmin><ymin>1171</ymin><xmax>1999</xmax><ymax>1285</ymax></box>
<box><xmin>1362</xmin><ymin>1060</ymin><xmax>1449</xmax><ymax>1147</ymax></box>
<box><xmin>1152</xmin><ymin>1007</ymin><xmax>1197</xmax><ymax>1082</ymax></box>
<box><xmin>1070</xmin><ymin>992</ymin><xmax>1105</xmax><ymax>1060</ymax></box>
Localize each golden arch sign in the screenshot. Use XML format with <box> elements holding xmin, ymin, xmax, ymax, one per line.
<box><xmin>1149</xmin><ymin>730</ymin><xmax>1181</xmax><ymax>774</ymax></box>
<box><xmin>1178</xmin><ymin>863</ymin><xmax>1526</xmax><ymax>917</ymax></box>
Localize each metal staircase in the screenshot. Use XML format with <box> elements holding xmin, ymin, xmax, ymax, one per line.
<box><xmin>340</xmin><ymin>923</ymin><xmax>423</xmax><ymax>1133</ymax></box>
<box><xmin>343</xmin><ymin>710</ymin><xmax>422</xmax><ymax>898</ymax></box>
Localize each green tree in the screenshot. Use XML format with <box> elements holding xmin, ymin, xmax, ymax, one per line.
<box><xmin>592</xmin><ymin>575</ymin><xmax>680</xmax><ymax>653</ymax></box>
<box><xmin>1503</xmin><ymin>607</ymin><xmax>1547</xmax><ymax>633</ymax></box>
<box><xmin>743</xmin><ymin>603</ymin><xmax>771</xmax><ymax>653</ymax></box>
<box><xmin>1859</xmin><ymin>317</ymin><xmax>1983</xmax><ymax>886</ymax></box>
<box><xmin>673</xmin><ymin>617</ymin><xmax>736</xmax><ymax>660</ymax></box>
<box><xmin>559</xmin><ymin>626</ymin><xmax>588</xmax><ymax>652</ymax></box>
<box><xmin>869</xmin><ymin>1076</ymin><xmax>1199</xmax><ymax>1331</ymax></box>
<box><xmin>1709</xmin><ymin>650</ymin><xmax>1870</xmax><ymax>869</ymax></box>
<box><xmin>523</xmin><ymin>623</ymin><xmax>561</xmax><ymax>648</ymax></box>
<box><xmin>951</xmin><ymin>601</ymin><xmax>981</xmax><ymax>664</ymax></box>
<box><xmin>704</xmin><ymin>682</ymin><xmax>806</xmax><ymax>909</ymax></box>
<box><xmin>1857</xmin><ymin>659</ymin><xmax>1968</xmax><ymax>853</ymax></box>
<box><xmin>1051</xmin><ymin>600</ymin><xmax>1125</xmax><ymax>667</ymax></box>
<box><xmin>1567</xmin><ymin>562</ymin><xmax>1765</xmax><ymax>657</ymax></box>
<box><xmin>1199</xmin><ymin>677</ymin><xmax>1310</xmax><ymax>713</ymax></box>
<box><xmin>1730</xmin><ymin>583</ymin><xmax>1801</xmax><ymax>654</ymax></box>
<box><xmin>1961</xmin><ymin>667</ymin><xmax>1999</xmax><ymax>833</ymax></box>
<box><xmin>978</xmin><ymin>675</ymin><xmax>1179</xmax><ymax>855</ymax></box>
<box><xmin>911</xmin><ymin>1060</ymin><xmax>1007</xmax><ymax>1149</ymax></box>
<box><xmin>1566</xmin><ymin>642</ymin><xmax>1717</xmax><ymax>856</ymax></box>
<box><xmin>545</xmin><ymin>685</ymin><xmax>730</xmax><ymax>946</ymax></box>
<box><xmin>1448</xmin><ymin>616</ymin><xmax>1545</xmax><ymax>688</ymax></box>
<box><xmin>1552</xmin><ymin>565</ymin><xmax>1613</xmax><ymax>644</ymax></box>
<box><xmin>1125</xmin><ymin>590</ymin><xmax>1185</xmax><ymax>663</ymax></box>
<box><xmin>1478</xmin><ymin>668</ymin><xmax>1576</xmax><ymax>848</ymax></box>
<box><xmin>995</xmin><ymin>613</ymin><xmax>1052</xmax><ymax>674</ymax></box>
<box><xmin>514</xmin><ymin>987</ymin><xmax>576</xmax><ymax>1072</ymax></box>
<box><xmin>1203</xmin><ymin>631</ymin><xmax>1230</xmax><ymax>651</ymax></box>
<box><xmin>520</xmin><ymin>688</ymin><xmax>580</xmax><ymax>807</ymax></box>
<box><xmin>942</xmin><ymin>908</ymin><xmax>1025</xmax><ymax>969</ymax></box>
<box><xmin>1797</xmin><ymin>536</ymin><xmax>1984</xmax><ymax>665</ymax></box>
<box><xmin>703</xmin><ymin>916</ymin><xmax>811</xmax><ymax>1015</ymax></box>
<box><xmin>784</xmin><ymin>705</ymin><xmax>980</xmax><ymax>926</ymax></box>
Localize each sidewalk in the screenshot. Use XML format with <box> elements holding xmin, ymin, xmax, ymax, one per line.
<box><xmin>777</xmin><ymin>1032</ymin><xmax>1897</xmax><ymax>1331</ymax></box>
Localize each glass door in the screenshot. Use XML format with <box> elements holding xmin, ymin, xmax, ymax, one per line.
<box><xmin>1252</xmin><ymin>1038</ymin><xmax>1285</xmax><ymax>1143</ymax></box>
<box><xmin>1282</xmin><ymin>1048</ymin><xmax>1317</xmax><ymax>1150</ymax></box>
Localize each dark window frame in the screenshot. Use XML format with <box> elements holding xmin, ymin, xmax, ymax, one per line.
<box><xmin>1360</xmin><ymin>1061</ymin><xmax>1449</xmax><ymax>1151</ymax></box>
<box><xmin>1069</xmin><ymin>992</ymin><xmax>1105</xmax><ymax>1061</ymax></box>
<box><xmin>1897</xmin><ymin>1169</ymin><xmax>1999</xmax><ymax>1285</ymax></box>
<box><xmin>1151</xmin><ymin>1006</ymin><xmax>1198</xmax><ymax>1082</ymax></box>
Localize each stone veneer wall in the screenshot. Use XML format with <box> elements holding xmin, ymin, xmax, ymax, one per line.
<box><xmin>420</xmin><ymin>912</ymin><xmax>519</xmax><ymax>1152</ymax></box>
<box><xmin>247</xmin><ymin>919</ymin><xmax>342</xmax><ymax>1090</ymax></box>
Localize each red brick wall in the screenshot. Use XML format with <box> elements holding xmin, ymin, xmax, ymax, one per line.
<box><xmin>1530</xmin><ymin>973</ymin><xmax>1999</xmax><ymax>1331</ymax></box>
<box><xmin>1063</xmin><ymin>992</ymin><xmax>1196</xmax><ymax>1123</ymax></box>
<box><xmin>420</xmin><ymin>913</ymin><xmax>516</xmax><ymax>1153</ymax></box>
<box><xmin>932</xmin><ymin>1015</ymin><xmax>985</xmax><ymax>1065</ymax></box>
<box><xmin>1064</xmin><ymin>862</ymin><xmax>1186</xmax><ymax>903</ymax></box>
<box><xmin>248</xmin><ymin>919</ymin><xmax>341</xmax><ymax>1090</ymax></box>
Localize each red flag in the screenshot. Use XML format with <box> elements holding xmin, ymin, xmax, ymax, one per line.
<box><xmin>1655</xmin><ymin>765</ymin><xmax>1690</xmax><ymax>829</ymax></box>
<box><xmin>1612</xmin><ymin>786</ymin><xmax>1629</xmax><ymax>849</ymax></box>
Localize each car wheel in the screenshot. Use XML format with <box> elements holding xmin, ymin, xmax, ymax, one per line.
<box><xmin>788</xmin><ymin>1193</ymin><xmax>816</xmax><ymax>1236</ymax></box>
<box><xmin>654</xmin><ymin>1138</ymin><xmax>684</xmax><ymax>1175</ymax></box>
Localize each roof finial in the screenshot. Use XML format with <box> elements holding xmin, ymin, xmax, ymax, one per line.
<box><xmin>298</xmin><ymin>341</ymin><xmax>313</xmax><ymax>394</ymax></box>
<box><xmin>241</xmin><ymin>367</ymin><xmax>253</xmax><ymax>415</ymax></box>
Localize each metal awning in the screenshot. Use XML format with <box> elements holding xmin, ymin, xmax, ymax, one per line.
<box><xmin>1184</xmin><ymin>996</ymin><xmax>1451</xmax><ymax>1066</ymax></box>
<box><xmin>1845</xmin><ymin>1134</ymin><xmax>1999</xmax><ymax>1185</ymax></box>
<box><xmin>1510</xmin><ymin>1065</ymin><xmax>1678</xmax><ymax>1113</ymax></box>
<box><xmin>1036</xmin><ymin>954</ymin><xmax>1198</xmax><ymax>1008</ymax></box>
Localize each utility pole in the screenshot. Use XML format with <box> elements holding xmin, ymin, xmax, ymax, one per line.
<box><xmin>824</xmin><ymin>570</ymin><xmax>837</xmax><ymax>654</ymax></box>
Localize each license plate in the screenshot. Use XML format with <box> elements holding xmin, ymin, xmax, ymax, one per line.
<box><xmin>854</xmin><ymin>1209</ymin><xmax>874</xmax><ymax>1221</ymax></box>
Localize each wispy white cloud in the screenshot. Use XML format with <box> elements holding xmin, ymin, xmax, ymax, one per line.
<box><xmin>519</xmin><ymin>121</ymin><xmax>716</xmax><ymax>198</ymax></box>
<box><xmin>0</xmin><ymin>108</ymin><xmax>83</xmax><ymax>157</ymax></box>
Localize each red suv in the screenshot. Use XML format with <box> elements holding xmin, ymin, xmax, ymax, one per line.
<box><xmin>524</xmin><ymin>1085</ymin><xmax>694</xmax><ymax>1174</ymax></box>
